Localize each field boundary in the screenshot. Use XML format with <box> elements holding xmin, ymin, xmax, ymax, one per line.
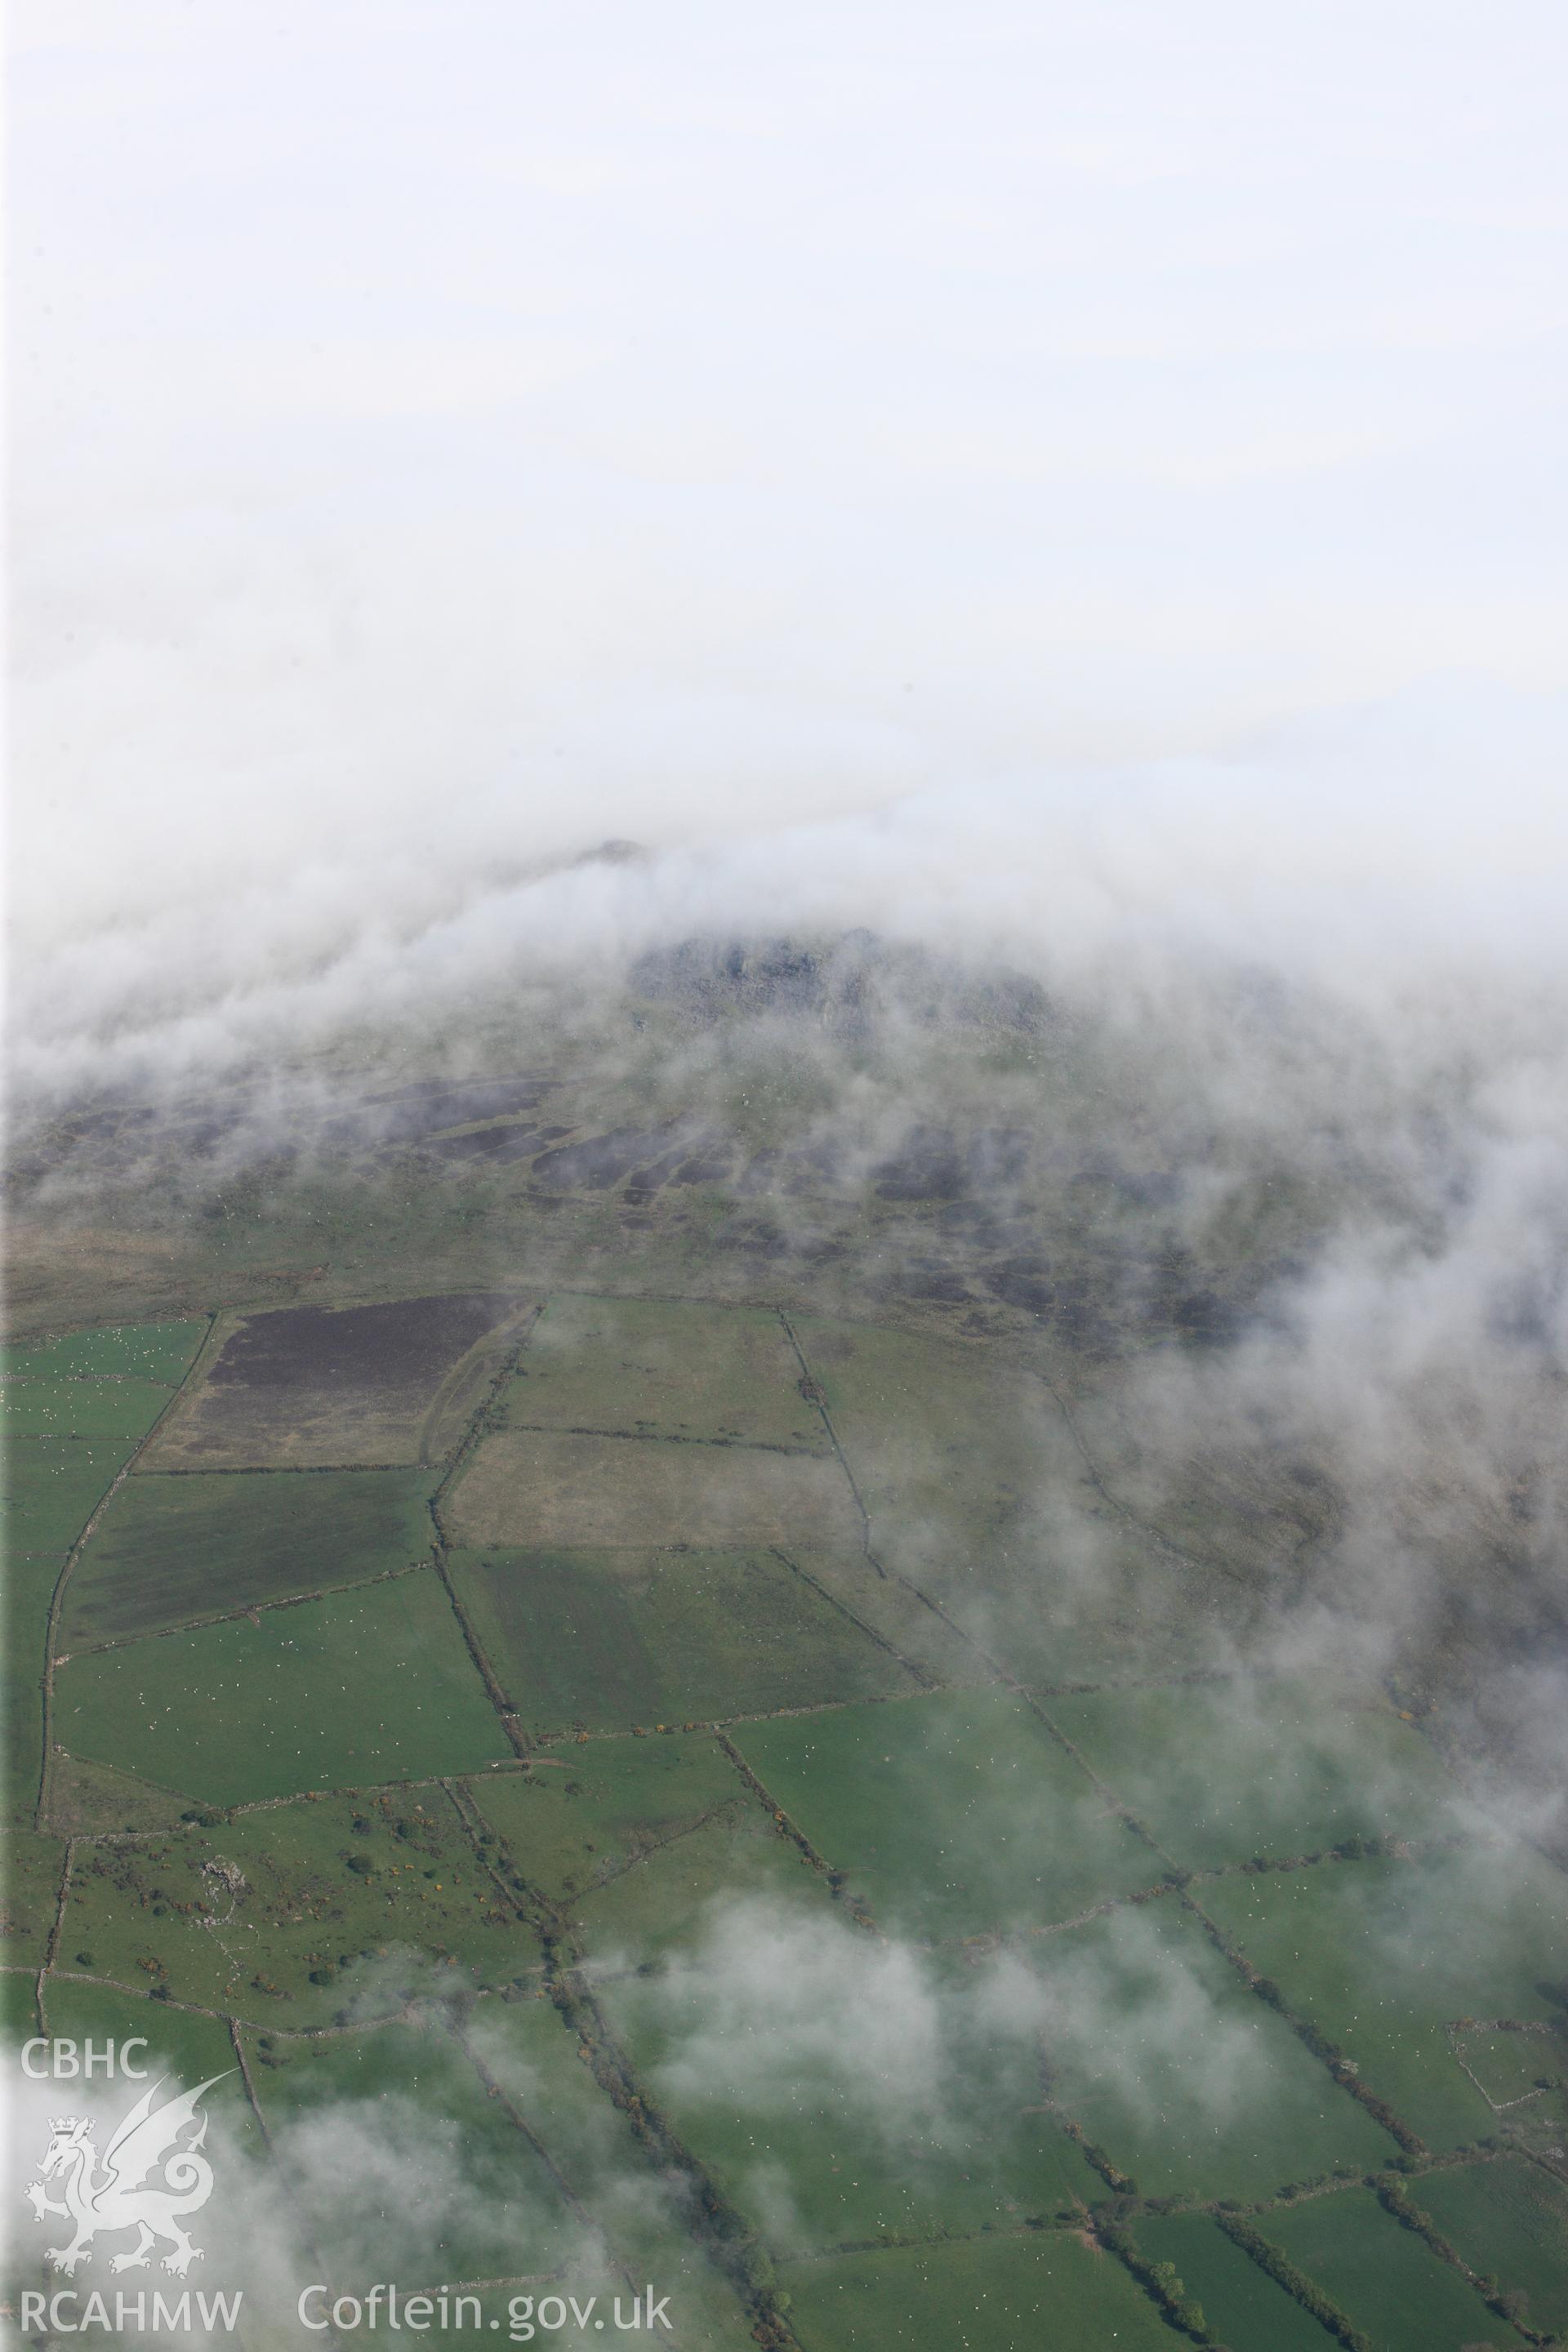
<box><xmin>427</xmin><ymin>1311</ymin><xmax>546</xmax><ymax>1758</ymax></box>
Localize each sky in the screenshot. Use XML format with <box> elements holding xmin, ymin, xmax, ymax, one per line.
<box><xmin>8</xmin><ymin>0</ymin><xmax>1568</xmax><ymax>978</ymax></box>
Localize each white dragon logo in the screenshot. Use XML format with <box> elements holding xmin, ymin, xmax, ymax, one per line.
<box><xmin>23</xmin><ymin>2073</ymin><xmax>229</xmax><ymax>2276</ymax></box>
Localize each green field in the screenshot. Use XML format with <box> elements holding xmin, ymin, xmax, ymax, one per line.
<box><xmin>782</xmin><ymin>2233</ymin><xmax>1181</xmax><ymax>2352</ymax></box>
<box><xmin>247</xmin><ymin>2011</ymin><xmax>593</xmax><ymax>2290</ymax></box>
<box><xmin>1411</xmin><ymin>2157</ymin><xmax>1568</xmax><ymax>2334</ymax></box>
<box><xmin>510</xmin><ymin>1294</ymin><xmax>828</xmax><ymax>1450</ymax></box>
<box><xmin>54</xmin><ymin>1570</ymin><xmax>511</xmax><ymax>1802</ymax></box>
<box><xmin>1045</xmin><ymin>1675</ymin><xmax>1457</xmax><ymax>1869</ymax></box>
<box><xmin>1022</xmin><ymin>1895</ymin><xmax>1396</xmax><ymax>2198</ymax></box>
<box><xmin>7</xmin><ymin>1980</ymin><xmax>270</xmax><ymax>2323</ymax></box>
<box><xmin>733</xmin><ymin>1689</ymin><xmax>1165</xmax><ymax>1938</ymax></box>
<box><xmin>574</xmin><ymin>1800</ymin><xmax>831</xmax><ymax>1962</ymax></box>
<box><xmin>451</xmin><ymin>1547</ymin><xmax>914</xmax><ymax>1731</ymax></box>
<box><xmin>2</xmin><ymin>1829</ymin><xmax>67</xmax><ymax>1964</ymax></box>
<box><xmin>39</xmin><ymin>1975</ymin><xmax>253</xmax><ymax>2117</ymax></box>
<box><xmin>1130</xmin><ymin>2210</ymin><xmax>1340</xmax><ymax>2350</ymax></box>
<box><xmin>1256</xmin><ymin>2185</ymin><xmax>1517</xmax><ymax>2351</ymax></box>
<box><xmin>8</xmin><ymin>1289</ymin><xmax>1568</xmax><ymax>2347</ymax></box>
<box><xmin>1204</xmin><ymin>1842</ymin><xmax>1568</xmax><ymax>2149</ymax></box>
<box><xmin>787</xmin><ymin>1315</ymin><xmax>1238</xmax><ymax>1685</ymax></box>
<box><xmin>1</xmin><ymin>1320</ymin><xmax>207</xmax><ymax>1383</ymax></box>
<box><xmin>602</xmin><ymin>1942</ymin><xmax>1108</xmax><ymax>2252</ymax></box>
<box><xmin>1</xmin><ymin>1967</ymin><xmax>39</xmax><ymax>2038</ymax></box>
<box><xmin>788</xmin><ymin>1318</ymin><xmax>1094</xmax><ymax>1591</ymax></box>
<box><xmin>60</xmin><ymin>1465</ymin><xmax>439</xmax><ymax>1645</ymax></box>
<box><xmin>3</xmin><ymin>1436</ymin><xmax>133</xmax><ymax>1552</ymax></box>
<box><xmin>473</xmin><ymin>1996</ymin><xmax>760</xmax><ymax>2350</ymax></box>
<box><xmin>5</xmin><ymin>1551</ymin><xmax>65</xmax><ymax>1820</ymax></box>
<box><xmin>469</xmin><ymin>1735</ymin><xmax>748</xmax><ymax>1900</ymax></box>
<box><xmin>57</xmin><ymin>1787</ymin><xmax>541</xmax><ymax>2022</ymax></box>
<box><xmin>0</xmin><ymin>1377</ymin><xmax>182</xmax><ymax>1441</ymax></box>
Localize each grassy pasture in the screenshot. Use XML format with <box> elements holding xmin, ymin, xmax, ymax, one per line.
<box><xmin>1256</xmin><ymin>2185</ymin><xmax>1516</xmax><ymax>2351</ymax></box>
<box><xmin>600</xmin><ymin>1953</ymin><xmax>1107</xmax><ymax>2254</ymax></box>
<box><xmin>5</xmin><ymin>1548</ymin><xmax>63</xmax><ymax>1820</ymax></box>
<box><xmin>247</xmin><ymin>2012</ymin><xmax>591</xmax><ymax>2291</ymax></box>
<box><xmin>468</xmin><ymin>1996</ymin><xmax>760</xmax><ymax>2348</ymax></box>
<box><xmin>450</xmin><ymin>1548</ymin><xmax>912</xmax><ymax>1731</ymax></box>
<box><xmin>448</xmin><ymin>1428</ymin><xmax>859</xmax><ymax>1549</ymax></box>
<box><xmin>786</xmin><ymin>1316</ymin><xmax>1240</xmax><ymax>1686</ymax></box>
<box><xmin>1203</xmin><ymin>1844</ymin><xmax>1568</xmax><ymax>2150</ymax></box>
<box><xmin>1453</xmin><ymin>2029</ymin><xmax>1568</xmax><ymax>2158</ymax></box>
<box><xmin>36</xmin><ymin>1976</ymin><xmax>250</xmax><ymax>2114</ymax></box>
<box><xmin>732</xmin><ymin>1689</ymin><xmax>1165</xmax><ymax>1940</ymax></box>
<box><xmin>0</xmin><ymin>1378</ymin><xmax>180</xmax><ymax>1441</ymax></box>
<box><xmin>59</xmin><ymin>1789</ymin><xmax>541</xmax><ymax>2025</ymax></box>
<box><xmin>788</xmin><ymin>1319</ymin><xmax>1098</xmax><ymax>1586</ymax></box>
<box><xmin>782</xmin><ymin>1546</ymin><xmax>1000</xmax><ymax>1687</ymax></box>
<box><xmin>1023</xmin><ymin>1896</ymin><xmax>1395</xmax><ymax>2198</ymax></box>
<box><xmin>61</xmin><ymin>1466</ymin><xmax>439</xmax><ymax>1646</ymax></box>
<box><xmin>1</xmin><ymin>1967</ymin><xmax>38</xmax><ymax>2038</ymax></box>
<box><xmin>7</xmin><ymin>1980</ymin><xmax>268</xmax><ymax>2317</ymax></box>
<box><xmin>0</xmin><ymin>1320</ymin><xmax>207</xmax><ymax>1383</ymax></box>
<box><xmin>2</xmin><ymin>1828</ymin><xmax>67</xmax><ymax>1965</ymax></box>
<box><xmin>55</xmin><ymin>1571</ymin><xmax>510</xmax><ymax>1804</ymax></box>
<box><xmin>45</xmin><ymin>1752</ymin><xmax>195</xmax><ymax>1834</ymax></box>
<box><xmin>141</xmin><ymin>1293</ymin><xmax>528</xmax><ymax>1469</ymax></box>
<box><xmin>3</xmin><ymin>1437</ymin><xmax>132</xmax><ymax>1552</ymax></box>
<box><xmin>782</xmin><ymin>2233</ymin><xmax>1180</xmax><ymax>2352</ymax></box>
<box><xmin>1130</xmin><ymin>2210</ymin><xmax>1339</xmax><ymax>2350</ymax></box>
<box><xmin>466</xmin><ymin>1737</ymin><xmax>746</xmax><ymax>1903</ymax></box>
<box><xmin>1045</xmin><ymin>1676</ymin><xmax>1457</xmax><ymax>1871</ymax></box>
<box><xmin>574</xmin><ymin>1805</ymin><xmax>829</xmax><ymax>1963</ymax></box>
<box><xmin>511</xmin><ymin>1294</ymin><xmax>826</xmax><ymax>1451</ymax></box>
<box><xmin>1411</xmin><ymin>2156</ymin><xmax>1568</xmax><ymax>2333</ymax></box>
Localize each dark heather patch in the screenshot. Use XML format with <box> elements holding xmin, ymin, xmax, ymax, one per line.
<box><xmin>206</xmin><ymin>1294</ymin><xmax>522</xmax><ymax>1394</ymax></box>
<box><xmin>531</xmin><ymin>1126</ymin><xmax>684</xmax><ymax>1190</ymax></box>
<box><xmin>873</xmin><ymin>1125</ymin><xmax>967</xmax><ymax>1201</ymax></box>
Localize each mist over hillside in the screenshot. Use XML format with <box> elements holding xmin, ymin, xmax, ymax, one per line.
<box><xmin>10</xmin><ymin>702</ymin><xmax>1568</xmax><ymax>1853</ymax></box>
<box><xmin>10</xmin><ymin>7</ymin><xmax>1568</xmax><ymax>2343</ymax></box>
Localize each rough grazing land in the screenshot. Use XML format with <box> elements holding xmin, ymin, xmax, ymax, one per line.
<box><xmin>508</xmin><ymin>1293</ymin><xmax>827</xmax><ymax>1450</ymax></box>
<box><xmin>448</xmin><ymin>1425</ymin><xmax>861</xmax><ymax>1548</ymax></box>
